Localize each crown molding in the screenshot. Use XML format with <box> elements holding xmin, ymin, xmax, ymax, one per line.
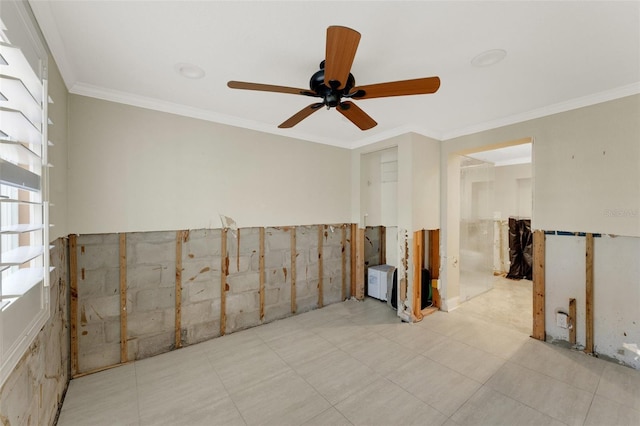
<box><xmin>28</xmin><ymin>0</ymin><xmax>76</xmax><ymax>90</ymax></box>
<box><xmin>69</xmin><ymin>82</ymin><xmax>357</xmax><ymax>148</ymax></box>
<box><xmin>441</xmin><ymin>83</ymin><xmax>640</xmax><ymax>141</ymax></box>
<box><xmin>69</xmin><ymin>80</ymin><xmax>640</xmax><ymax>151</ymax></box>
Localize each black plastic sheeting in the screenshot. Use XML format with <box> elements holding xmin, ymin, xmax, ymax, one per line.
<box><xmin>507</xmin><ymin>218</ymin><xmax>533</xmax><ymax>280</ymax></box>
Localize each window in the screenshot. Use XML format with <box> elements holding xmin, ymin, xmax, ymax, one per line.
<box><xmin>0</xmin><ymin>0</ymin><xmax>51</xmax><ymax>386</ymax></box>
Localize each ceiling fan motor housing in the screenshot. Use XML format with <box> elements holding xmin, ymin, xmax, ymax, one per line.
<box><xmin>309</xmin><ymin>66</ymin><xmax>356</xmax><ymax>108</ymax></box>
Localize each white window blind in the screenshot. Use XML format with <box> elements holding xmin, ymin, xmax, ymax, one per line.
<box><xmin>0</xmin><ymin>0</ymin><xmax>51</xmax><ymax>386</ymax></box>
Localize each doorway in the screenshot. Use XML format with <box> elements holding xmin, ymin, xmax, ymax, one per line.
<box><xmin>457</xmin><ymin>142</ymin><xmax>533</xmax><ymax>334</ymax></box>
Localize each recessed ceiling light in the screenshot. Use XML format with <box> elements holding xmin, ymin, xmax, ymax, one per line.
<box><xmin>175</xmin><ymin>63</ymin><xmax>205</xmax><ymax>79</ymax></box>
<box><xmin>471</xmin><ymin>49</ymin><xmax>507</xmax><ymax>67</ymax></box>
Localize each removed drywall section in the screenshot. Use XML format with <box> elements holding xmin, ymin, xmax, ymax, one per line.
<box><xmin>544</xmin><ymin>233</ymin><xmax>640</xmax><ymax>369</ymax></box>
<box><xmin>0</xmin><ymin>238</ymin><xmax>69</xmax><ymax>425</ymax></box>
<box><xmin>180</xmin><ymin>229</ymin><xmax>222</xmax><ymax>344</ymax></box>
<box><xmin>71</xmin><ymin>224</ymin><xmax>353</xmax><ymax>374</ymax></box>
<box><xmin>593</xmin><ymin>235</ymin><xmax>640</xmax><ymax>369</ymax></box>
<box><xmin>545</xmin><ymin>234</ymin><xmax>586</xmax><ymax>345</ymax></box>
<box><xmin>67</xmin><ymin>95</ymin><xmax>351</xmax><ymax>234</ymax></box>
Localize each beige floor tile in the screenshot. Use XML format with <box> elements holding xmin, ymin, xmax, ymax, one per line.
<box><xmin>294</xmin><ymin>349</ymin><xmax>380</xmax><ymax>405</ymax></box>
<box><xmin>584</xmin><ymin>395</ymin><xmax>640</xmax><ymax>426</ymax></box>
<box><xmin>230</xmin><ymin>369</ymin><xmax>330</xmax><ymax>426</ymax></box>
<box><xmin>417</xmin><ymin>311</ymin><xmax>477</xmax><ymax>337</ymax></box>
<box><xmin>340</xmin><ymin>331</ymin><xmax>418</xmax><ymax>375</ymax></box>
<box><xmin>58</xmin><ymin>364</ymin><xmax>140</xmax><ymax>425</ymax></box>
<box><xmin>265</xmin><ymin>329</ymin><xmax>337</xmax><ymax>368</ymax></box>
<box><xmin>334</xmin><ymin>377</ymin><xmax>447</xmax><ymax>426</ymax></box>
<box><xmin>456</xmin><ymin>276</ymin><xmax>533</xmax><ymax>335</ymax></box>
<box><xmin>451</xmin><ymin>387</ymin><xmax>564</xmax><ymax>426</ymax></box>
<box><xmin>378</xmin><ymin>321</ymin><xmax>449</xmax><ymax>352</ymax></box>
<box><xmin>139</xmin><ymin>392</ymin><xmax>244</xmax><ymax>426</ymax></box>
<box><xmin>387</xmin><ymin>355</ymin><xmax>482</xmax><ymax>417</ymax></box>
<box><xmin>448</xmin><ymin>318</ymin><xmax>529</xmax><ymax>359</ymax></box>
<box><xmin>596</xmin><ymin>363</ymin><xmax>640</xmax><ymax>411</ymax></box>
<box><xmin>510</xmin><ymin>339</ymin><xmax>605</xmax><ymax>392</ymax></box>
<box><xmin>311</xmin><ymin>318</ymin><xmax>368</xmax><ymax>348</ymax></box>
<box><xmin>301</xmin><ymin>407</ymin><xmax>353</xmax><ymax>426</ymax></box>
<box><xmin>206</xmin><ymin>342</ymin><xmax>291</xmax><ymax>394</ymax></box>
<box><xmin>60</xmin><ymin>364</ymin><xmax>137</xmax><ymax>410</ymax></box>
<box><xmin>197</xmin><ymin>328</ymin><xmax>262</xmax><ymax>357</ymax></box>
<box><xmin>486</xmin><ymin>362</ymin><xmax>593</xmax><ymax>425</ymax></box>
<box><xmin>252</xmin><ymin>316</ymin><xmax>304</xmax><ymax>342</ymax></box>
<box><xmin>423</xmin><ymin>337</ymin><xmax>506</xmax><ymax>383</ymax></box>
<box><xmin>135</xmin><ymin>348</ymin><xmax>219</xmax><ymax>387</ymax></box>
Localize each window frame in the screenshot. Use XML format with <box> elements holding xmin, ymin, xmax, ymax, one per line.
<box><xmin>0</xmin><ymin>0</ymin><xmax>51</xmax><ymax>387</ymax></box>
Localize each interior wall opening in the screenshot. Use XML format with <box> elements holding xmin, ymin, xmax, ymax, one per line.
<box><xmin>360</xmin><ymin>147</ymin><xmax>398</xmax><ymax>307</ymax></box>
<box><xmin>457</xmin><ymin>141</ymin><xmax>533</xmax><ymax>334</ymax></box>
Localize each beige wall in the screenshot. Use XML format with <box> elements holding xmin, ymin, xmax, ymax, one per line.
<box><xmin>439</xmin><ymin>95</ymin><xmax>640</xmax><ymax>311</ymax></box>
<box><xmin>67</xmin><ymin>95</ymin><xmax>352</xmax><ymax>234</ymax></box>
<box><xmin>444</xmin><ymin>94</ymin><xmax>640</xmax><ymax>237</ymax></box>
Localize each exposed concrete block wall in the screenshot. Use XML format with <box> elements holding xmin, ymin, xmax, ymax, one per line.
<box><xmin>126</xmin><ymin>231</ymin><xmax>177</xmax><ymax>360</ymax></box>
<box><xmin>365</xmin><ymin>226</ymin><xmax>383</xmax><ymax>268</ymax></box>
<box><xmin>75</xmin><ymin>234</ymin><xmax>122</xmax><ymax>372</ymax></box>
<box><xmin>225</xmin><ymin>227</ymin><xmax>261</xmax><ymax>333</ymax></box>
<box><xmin>73</xmin><ymin>224</ymin><xmax>353</xmax><ymax>374</ymax></box>
<box><xmin>181</xmin><ymin>229</ymin><xmax>222</xmax><ymax>345</ymax></box>
<box><xmin>322</xmin><ymin>225</ymin><xmax>348</xmax><ymax>306</ymax></box>
<box><xmin>0</xmin><ymin>238</ymin><xmax>70</xmax><ymax>426</ymax></box>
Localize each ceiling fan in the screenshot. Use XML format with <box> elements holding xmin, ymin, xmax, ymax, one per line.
<box><xmin>227</xmin><ymin>26</ymin><xmax>440</xmax><ymax>131</ymax></box>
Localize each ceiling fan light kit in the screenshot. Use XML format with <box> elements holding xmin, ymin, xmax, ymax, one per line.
<box><xmin>227</xmin><ymin>26</ymin><xmax>441</xmax><ymax>130</ymax></box>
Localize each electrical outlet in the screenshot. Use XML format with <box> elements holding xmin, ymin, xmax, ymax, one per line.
<box><xmin>556</xmin><ymin>312</ymin><xmax>569</xmax><ymax>328</ymax></box>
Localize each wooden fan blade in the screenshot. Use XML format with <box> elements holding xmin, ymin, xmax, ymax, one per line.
<box><xmin>228</xmin><ymin>81</ymin><xmax>315</xmax><ymax>96</ymax></box>
<box><xmin>278</xmin><ymin>103</ymin><xmax>323</xmax><ymax>128</ymax></box>
<box><xmin>351</xmin><ymin>77</ymin><xmax>440</xmax><ymax>100</ymax></box>
<box><xmin>324</xmin><ymin>26</ymin><xmax>361</xmax><ymax>90</ymax></box>
<box><xmin>337</xmin><ymin>101</ymin><xmax>377</xmax><ymax>130</ymax></box>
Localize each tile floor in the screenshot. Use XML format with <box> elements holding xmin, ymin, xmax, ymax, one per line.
<box><xmin>57</xmin><ymin>295</ymin><xmax>640</xmax><ymax>426</ymax></box>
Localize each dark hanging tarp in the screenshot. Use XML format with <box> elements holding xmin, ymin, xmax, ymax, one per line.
<box><xmin>507</xmin><ymin>217</ymin><xmax>533</xmax><ymax>280</ymax></box>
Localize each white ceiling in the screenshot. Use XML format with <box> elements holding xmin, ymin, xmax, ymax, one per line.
<box><xmin>29</xmin><ymin>0</ymin><xmax>640</xmax><ymax>149</ymax></box>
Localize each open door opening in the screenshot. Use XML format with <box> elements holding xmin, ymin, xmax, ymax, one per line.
<box><xmin>456</xmin><ymin>141</ymin><xmax>533</xmax><ymax>335</ymax></box>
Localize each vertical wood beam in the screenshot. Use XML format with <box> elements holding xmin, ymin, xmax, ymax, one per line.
<box><xmin>119</xmin><ymin>233</ymin><xmax>128</xmax><ymax>363</ymax></box>
<box><xmin>355</xmin><ymin>228</ymin><xmax>365</xmax><ymax>300</ymax></box>
<box><xmin>259</xmin><ymin>227</ymin><xmax>265</xmax><ymax>321</ymax></box>
<box><xmin>69</xmin><ymin>234</ymin><xmax>79</xmax><ymax>376</ymax></box>
<box><xmin>569</xmin><ymin>298</ymin><xmax>577</xmax><ymax>345</ymax></box>
<box><xmin>341</xmin><ymin>225</ymin><xmax>347</xmax><ymax>301</ymax></box>
<box><xmin>413</xmin><ymin>230</ymin><xmax>424</xmax><ymax>319</ymax></box>
<box><xmin>175</xmin><ymin>230</ymin><xmax>186</xmax><ymax>349</ymax></box>
<box><xmin>220</xmin><ymin>228</ymin><xmax>228</xmax><ymax>336</ymax></box>
<box><xmin>428</xmin><ymin>229</ymin><xmax>441</xmax><ymax>309</ymax></box>
<box><xmin>318</xmin><ymin>226</ymin><xmax>324</xmax><ymax>308</ymax></box>
<box><xmin>380</xmin><ymin>226</ymin><xmax>386</xmax><ymax>265</ymax></box>
<box><xmin>585</xmin><ymin>233</ymin><xmax>594</xmax><ymax>354</ymax></box>
<box><xmin>291</xmin><ymin>227</ymin><xmax>297</xmax><ymax>313</ymax></box>
<box><xmin>532</xmin><ymin>230</ymin><xmax>546</xmax><ymax>341</ymax></box>
<box><xmin>350</xmin><ymin>224</ymin><xmax>357</xmax><ymax>298</ymax></box>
